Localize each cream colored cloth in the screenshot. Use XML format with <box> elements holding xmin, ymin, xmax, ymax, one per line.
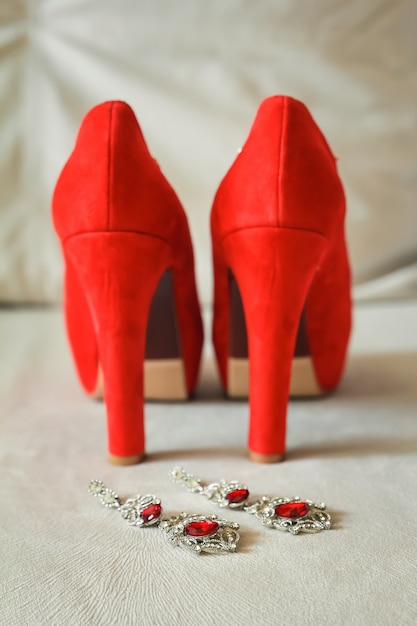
<box><xmin>0</xmin><ymin>1</ymin><xmax>417</xmax><ymax>303</ymax></box>
<box><xmin>1</xmin><ymin>302</ymin><xmax>417</xmax><ymax>625</ymax></box>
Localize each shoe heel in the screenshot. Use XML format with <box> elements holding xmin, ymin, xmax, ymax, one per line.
<box><xmin>223</xmin><ymin>226</ymin><xmax>327</xmax><ymax>462</ymax></box>
<box><xmin>65</xmin><ymin>231</ymin><xmax>172</xmax><ymax>464</ymax></box>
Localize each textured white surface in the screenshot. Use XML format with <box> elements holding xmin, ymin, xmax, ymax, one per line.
<box><xmin>1</xmin><ymin>1</ymin><xmax>417</xmax><ymax>302</ymax></box>
<box><xmin>1</xmin><ymin>302</ymin><xmax>417</xmax><ymax>625</ymax></box>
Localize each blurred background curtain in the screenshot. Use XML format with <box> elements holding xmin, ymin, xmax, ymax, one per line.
<box><xmin>0</xmin><ymin>0</ymin><xmax>416</xmax><ymax>304</ymax></box>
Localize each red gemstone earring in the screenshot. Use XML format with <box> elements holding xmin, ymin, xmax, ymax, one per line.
<box><xmin>170</xmin><ymin>468</ymin><xmax>331</xmax><ymax>535</ymax></box>
<box><xmin>88</xmin><ymin>479</ymin><xmax>240</xmax><ymax>554</ymax></box>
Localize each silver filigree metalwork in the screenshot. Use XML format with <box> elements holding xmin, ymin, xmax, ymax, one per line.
<box><xmin>170</xmin><ymin>467</ymin><xmax>332</xmax><ymax>535</ymax></box>
<box><xmin>119</xmin><ymin>495</ymin><xmax>162</xmax><ymax>527</ymax></box>
<box><xmin>245</xmin><ymin>496</ymin><xmax>331</xmax><ymax>534</ymax></box>
<box><xmin>159</xmin><ymin>513</ymin><xmax>240</xmax><ymax>554</ymax></box>
<box><xmin>170</xmin><ymin>467</ymin><xmax>250</xmax><ymax>509</ymax></box>
<box><xmin>88</xmin><ymin>479</ymin><xmax>120</xmax><ymax>508</ymax></box>
<box><xmin>88</xmin><ymin>480</ymin><xmax>162</xmax><ymax>526</ymax></box>
<box><xmin>88</xmin><ymin>479</ymin><xmax>241</xmax><ymax>554</ymax></box>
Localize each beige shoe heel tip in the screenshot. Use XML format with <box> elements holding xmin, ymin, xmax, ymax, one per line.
<box><xmin>249</xmin><ymin>451</ymin><xmax>285</xmax><ymax>464</ymax></box>
<box><xmin>108</xmin><ymin>453</ymin><xmax>145</xmax><ymax>466</ymax></box>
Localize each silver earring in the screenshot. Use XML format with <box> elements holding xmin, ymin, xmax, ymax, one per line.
<box><xmin>88</xmin><ymin>479</ymin><xmax>241</xmax><ymax>555</ymax></box>
<box><xmin>170</xmin><ymin>467</ymin><xmax>331</xmax><ymax>535</ymax></box>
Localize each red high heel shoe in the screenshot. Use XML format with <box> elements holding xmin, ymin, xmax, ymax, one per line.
<box><xmin>211</xmin><ymin>96</ymin><xmax>351</xmax><ymax>463</ymax></box>
<box><xmin>52</xmin><ymin>101</ymin><xmax>203</xmax><ymax>465</ymax></box>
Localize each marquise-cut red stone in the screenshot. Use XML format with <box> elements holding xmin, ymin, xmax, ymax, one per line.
<box><xmin>141</xmin><ymin>503</ymin><xmax>162</xmax><ymax>524</ymax></box>
<box><xmin>275</xmin><ymin>502</ymin><xmax>310</xmax><ymax>519</ymax></box>
<box><xmin>184</xmin><ymin>520</ymin><xmax>220</xmax><ymax>537</ymax></box>
<box><xmin>225</xmin><ymin>489</ymin><xmax>249</xmax><ymax>504</ymax></box>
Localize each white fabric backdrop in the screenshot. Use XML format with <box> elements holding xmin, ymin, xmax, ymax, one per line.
<box><xmin>0</xmin><ymin>0</ymin><xmax>416</xmax><ymax>302</ymax></box>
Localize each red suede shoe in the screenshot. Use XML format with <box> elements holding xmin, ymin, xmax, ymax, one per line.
<box><xmin>211</xmin><ymin>96</ymin><xmax>352</xmax><ymax>463</ymax></box>
<box><xmin>52</xmin><ymin>101</ymin><xmax>203</xmax><ymax>465</ymax></box>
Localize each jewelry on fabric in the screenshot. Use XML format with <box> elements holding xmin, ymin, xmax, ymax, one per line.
<box><xmin>170</xmin><ymin>467</ymin><xmax>331</xmax><ymax>535</ymax></box>
<box><xmin>170</xmin><ymin>467</ymin><xmax>250</xmax><ymax>508</ymax></box>
<box><xmin>88</xmin><ymin>479</ymin><xmax>240</xmax><ymax>554</ymax></box>
<box><xmin>89</xmin><ymin>479</ymin><xmax>163</xmax><ymax>526</ymax></box>
<box><xmin>159</xmin><ymin>514</ymin><xmax>240</xmax><ymax>554</ymax></box>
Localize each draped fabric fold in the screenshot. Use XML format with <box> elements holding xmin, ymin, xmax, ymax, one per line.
<box><xmin>0</xmin><ymin>0</ymin><xmax>416</xmax><ymax>302</ymax></box>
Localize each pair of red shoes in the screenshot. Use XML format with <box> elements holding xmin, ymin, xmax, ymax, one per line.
<box><xmin>52</xmin><ymin>96</ymin><xmax>351</xmax><ymax>465</ymax></box>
